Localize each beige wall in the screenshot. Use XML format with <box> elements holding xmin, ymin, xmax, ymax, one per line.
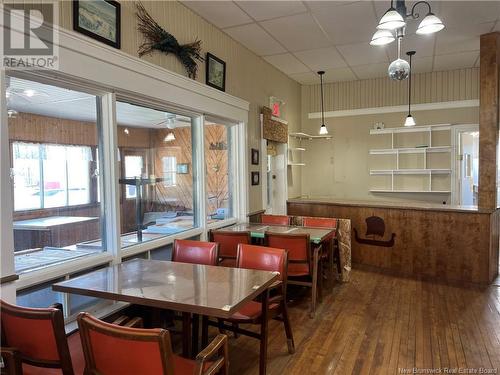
<box><xmin>300</xmin><ymin>68</ymin><xmax>480</xmax><ymax>204</ymax></box>
<box><xmin>58</xmin><ymin>1</ymin><xmax>302</xmax><ymax>213</ymax></box>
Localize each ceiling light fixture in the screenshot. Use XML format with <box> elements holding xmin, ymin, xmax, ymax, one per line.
<box><xmin>23</xmin><ymin>89</ymin><xmax>36</xmax><ymax>97</ymax></box>
<box><xmin>371</xmin><ymin>1</ymin><xmax>444</xmax><ymax>79</ymax></box>
<box><xmin>164</xmin><ymin>132</ymin><xmax>176</xmax><ymax>142</ymax></box>
<box><xmin>388</xmin><ymin>34</ymin><xmax>410</xmax><ymax>81</ymax></box>
<box><xmin>404</xmin><ymin>51</ymin><xmax>416</xmax><ymax>127</ymax></box>
<box><xmin>317</xmin><ymin>71</ymin><xmax>328</xmax><ymax>135</ymax></box>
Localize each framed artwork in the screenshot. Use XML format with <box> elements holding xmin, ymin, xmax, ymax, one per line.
<box><xmin>73</xmin><ymin>0</ymin><xmax>121</xmax><ymax>49</ymax></box>
<box><xmin>206</xmin><ymin>53</ymin><xmax>226</xmax><ymax>91</ymax></box>
<box><xmin>251</xmin><ymin>171</ymin><xmax>260</xmax><ymax>186</ymax></box>
<box><xmin>177</xmin><ymin>163</ymin><xmax>189</xmax><ymax>174</ymax></box>
<box><xmin>251</xmin><ymin>148</ymin><xmax>259</xmax><ymax>165</ymax></box>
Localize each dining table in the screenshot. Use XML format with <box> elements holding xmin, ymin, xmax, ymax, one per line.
<box><xmin>218</xmin><ymin>223</ymin><xmax>336</xmax><ymax>244</ymax></box>
<box><xmin>52</xmin><ymin>258</ymin><xmax>279</xmax><ymax>375</ymax></box>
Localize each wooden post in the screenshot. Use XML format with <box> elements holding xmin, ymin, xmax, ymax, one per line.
<box><xmin>479</xmin><ymin>32</ymin><xmax>500</xmax><ymax>210</ymax></box>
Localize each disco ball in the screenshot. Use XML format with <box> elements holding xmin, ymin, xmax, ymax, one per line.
<box><xmin>388</xmin><ymin>58</ymin><xmax>410</xmax><ymax>80</ymax></box>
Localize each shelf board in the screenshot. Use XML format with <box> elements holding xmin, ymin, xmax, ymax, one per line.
<box><xmin>370</xmin><ymin>169</ymin><xmax>451</xmax><ymax>175</ymax></box>
<box><xmin>369</xmin><ymin>146</ymin><xmax>451</xmax><ymax>155</ymax></box>
<box><xmin>369</xmin><ymin>124</ymin><xmax>451</xmax><ymax>135</ymax></box>
<box><xmin>289</xmin><ymin>132</ymin><xmax>332</xmax><ymax>140</ymax></box>
<box><xmin>288</xmin><ymin>163</ymin><xmax>306</xmax><ymax>166</ymax></box>
<box><xmin>370</xmin><ymin>189</ymin><xmax>451</xmax><ymax>193</ymax></box>
<box><xmin>289</xmin><ymin>147</ymin><xmax>306</xmax><ymax>151</ymax></box>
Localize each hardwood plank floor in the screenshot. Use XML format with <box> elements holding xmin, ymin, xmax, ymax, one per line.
<box><xmin>212</xmin><ymin>267</ymin><xmax>500</xmax><ymax>375</ymax></box>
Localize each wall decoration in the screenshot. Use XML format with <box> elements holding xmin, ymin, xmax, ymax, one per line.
<box><xmin>251</xmin><ymin>148</ymin><xmax>259</xmax><ymax>165</ymax></box>
<box><xmin>206</xmin><ymin>53</ymin><xmax>226</xmax><ymax>91</ymax></box>
<box><xmin>261</xmin><ymin>107</ymin><xmax>288</xmax><ymax>143</ymax></box>
<box><xmin>251</xmin><ymin>171</ymin><xmax>260</xmax><ymax>186</ymax></box>
<box><xmin>177</xmin><ymin>163</ymin><xmax>189</xmax><ymax>174</ymax></box>
<box><xmin>135</xmin><ymin>3</ymin><xmax>203</xmax><ymax>79</ymax></box>
<box><xmin>73</xmin><ymin>0</ymin><xmax>121</xmax><ymax>49</ymax></box>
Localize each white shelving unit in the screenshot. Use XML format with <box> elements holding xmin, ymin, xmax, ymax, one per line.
<box><xmin>369</xmin><ymin>124</ymin><xmax>454</xmax><ymax>195</ymax></box>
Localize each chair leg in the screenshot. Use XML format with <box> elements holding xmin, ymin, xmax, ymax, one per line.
<box><xmin>281</xmin><ymin>302</ymin><xmax>295</xmax><ymax>354</ymax></box>
<box><xmin>217</xmin><ymin>318</ymin><xmax>226</xmax><ymax>334</ymax></box>
<box><xmin>232</xmin><ymin>322</ymin><xmax>240</xmax><ymax>338</ymax></box>
<box><xmin>201</xmin><ymin>316</ymin><xmax>209</xmax><ymax>347</ymax></box>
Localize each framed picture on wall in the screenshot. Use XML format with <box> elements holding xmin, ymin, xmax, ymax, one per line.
<box><xmin>251</xmin><ymin>148</ymin><xmax>259</xmax><ymax>165</ymax></box>
<box><xmin>73</xmin><ymin>0</ymin><xmax>121</xmax><ymax>49</ymax></box>
<box><xmin>206</xmin><ymin>53</ymin><xmax>226</xmax><ymax>91</ymax></box>
<box><xmin>251</xmin><ymin>171</ymin><xmax>260</xmax><ymax>186</ymax></box>
<box><xmin>177</xmin><ymin>163</ymin><xmax>189</xmax><ymax>174</ymax></box>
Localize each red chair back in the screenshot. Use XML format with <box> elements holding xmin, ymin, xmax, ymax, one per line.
<box><xmin>236</xmin><ymin>244</ymin><xmax>288</xmax><ymax>282</ymax></box>
<box><xmin>172</xmin><ymin>239</ymin><xmax>219</xmax><ymax>266</ymax></box>
<box><xmin>266</xmin><ymin>233</ymin><xmax>311</xmax><ymax>276</ymax></box>
<box><xmin>261</xmin><ymin>214</ymin><xmax>290</xmax><ymax>226</ymax></box>
<box><xmin>302</xmin><ymin>217</ymin><xmax>337</xmax><ymax>229</ymax></box>
<box><xmin>210</xmin><ymin>231</ymin><xmax>251</xmax><ymax>266</ymax></box>
<box><xmin>77</xmin><ymin>312</ymin><xmax>173</xmax><ymax>375</ymax></box>
<box><xmin>0</xmin><ymin>299</ymin><xmax>73</xmax><ymax>374</ymax></box>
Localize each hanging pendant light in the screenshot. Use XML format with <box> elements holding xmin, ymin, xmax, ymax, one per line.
<box><xmin>404</xmin><ymin>51</ymin><xmax>416</xmax><ymax>127</ymax></box>
<box><xmin>377</xmin><ymin>6</ymin><xmax>406</xmax><ymax>31</ymax></box>
<box><xmin>370</xmin><ymin>29</ymin><xmax>395</xmax><ymax>46</ymax></box>
<box><xmin>416</xmin><ymin>12</ymin><xmax>445</xmax><ymax>35</ymax></box>
<box><xmin>388</xmin><ymin>35</ymin><xmax>410</xmax><ymax>81</ymax></box>
<box><xmin>317</xmin><ymin>71</ymin><xmax>328</xmax><ymax>135</ymax></box>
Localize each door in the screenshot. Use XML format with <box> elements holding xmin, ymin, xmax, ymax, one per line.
<box><xmin>266</xmin><ymin>143</ymin><xmax>287</xmax><ymax>215</ymax></box>
<box><xmin>455</xmin><ymin>125</ymin><xmax>479</xmax><ymax>206</ymax></box>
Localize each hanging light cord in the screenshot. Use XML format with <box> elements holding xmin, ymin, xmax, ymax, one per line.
<box><xmin>320</xmin><ymin>72</ymin><xmax>325</xmax><ymax>126</ymax></box>
<box><xmin>408</xmin><ymin>53</ymin><xmax>412</xmax><ymax>116</ymax></box>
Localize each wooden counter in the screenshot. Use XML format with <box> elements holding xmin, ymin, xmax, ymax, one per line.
<box><xmin>287</xmin><ymin>198</ymin><xmax>500</xmax><ymax>285</ymax></box>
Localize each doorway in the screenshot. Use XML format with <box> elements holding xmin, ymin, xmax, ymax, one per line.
<box><xmin>262</xmin><ymin>141</ymin><xmax>287</xmax><ymax>215</ymax></box>
<box><xmin>454</xmin><ymin>125</ymin><xmax>479</xmax><ymax>206</ymax></box>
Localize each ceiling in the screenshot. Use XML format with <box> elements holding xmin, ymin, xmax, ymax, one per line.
<box><xmin>182</xmin><ymin>0</ymin><xmax>497</xmax><ymax>84</ymax></box>
<box><xmin>7</xmin><ymin>77</ymin><xmax>191</xmax><ymax>127</ymax></box>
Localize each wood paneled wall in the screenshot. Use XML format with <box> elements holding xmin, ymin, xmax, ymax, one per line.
<box><xmin>288</xmin><ymin>201</ymin><xmax>499</xmax><ymax>285</ymax></box>
<box><xmin>302</xmin><ymin>68</ymin><xmax>479</xmax><ymax>114</ymax></box>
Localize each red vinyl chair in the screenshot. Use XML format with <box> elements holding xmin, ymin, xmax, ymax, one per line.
<box><xmin>77</xmin><ymin>312</ymin><xmax>228</xmax><ymax>375</ymax></box>
<box><xmin>209</xmin><ymin>230</ymin><xmax>251</xmax><ymax>267</ymax></box>
<box><xmin>261</xmin><ymin>214</ymin><xmax>290</xmax><ymax>226</ymax></box>
<box><xmin>172</xmin><ymin>239</ymin><xmax>219</xmax><ymax>266</ymax></box>
<box><xmin>302</xmin><ymin>217</ymin><xmax>340</xmax><ymax>281</ymax></box>
<box><xmin>0</xmin><ymin>299</ymin><xmax>84</xmax><ymax>375</ymax></box>
<box><xmin>265</xmin><ymin>232</ymin><xmax>322</xmax><ymax>318</ymax></box>
<box><xmin>202</xmin><ymin>244</ymin><xmax>294</xmax><ymax>374</ymax></box>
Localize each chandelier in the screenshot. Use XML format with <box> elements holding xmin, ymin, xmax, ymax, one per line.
<box><xmin>370</xmin><ymin>0</ymin><xmax>444</xmax><ymax>80</ymax></box>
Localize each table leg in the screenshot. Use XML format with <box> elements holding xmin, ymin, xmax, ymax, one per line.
<box><xmin>182</xmin><ymin>312</ymin><xmax>191</xmax><ymax>357</ymax></box>
<box><xmin>259</xmin><ymin>288</ymin><xmax>269</xmax><ymax>375</ymax></box>
<box><xmin>192</xmin><ymin>313</ymin><xmax>199</xmax><ymax>355</ymax></box>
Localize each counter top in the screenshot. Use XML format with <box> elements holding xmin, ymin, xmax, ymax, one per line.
<box><xmin>287</xmin><ymin>197</ymin><xmax>495</xmax><ymax>214</ymax></box>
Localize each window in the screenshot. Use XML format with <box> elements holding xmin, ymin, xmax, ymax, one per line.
<box><xmin>124</xmin><ymin>155</ymin><xmax>144</xmax><ymax>199</ymax></box>
<box><xmin>162</xmin><ymin>156</ymin><xmax>176</xmax><ymax>187</ymax></box>
<box><xmin>116</xmin><ymin>101</ymin><xmax>196</xmax><ymax>247</ymax></box>
<box><xmin>12</xmin><ymin>143</ymin><xmax>92</xmax><ymax>210</ymax></box>
<box><xmin>204</xmin><ymin>120</ymin><xmax>235</xmax><ymax>221</ymax></box>
<box><xmin>8</xmin><ymin>77</ymin><xmax>105</xmax><ymax>273</ymax></box>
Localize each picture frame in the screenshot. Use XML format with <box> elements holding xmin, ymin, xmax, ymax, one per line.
<box><xmin>73</xmin><ymin>0</ymin><xmax>121</xmax><ymax>49</ymax></box>
<box><xmin>177</xmin><ymin>163</ymin><xmax>189</xmax><ymax>174</ymax></box>
<box><xmin>206</xmin><ymin>53</ymin><xmax>226</xmax><ymax>92</ymax></box>
<box><xmin>251</xmin><ymin>171</ymin><xmax>260</xmax><ymax>186</ymax></box>
<box><xmin>251</xmin><ymin>148</ymin><xmax>259</xmax><ymax>165</ymax></box>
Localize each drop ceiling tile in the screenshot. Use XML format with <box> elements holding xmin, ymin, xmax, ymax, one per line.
<box><xmin>182</xmin><ymin>1</ymin><xmax>252</xmax><ymax>29</ymax></box>
<box><xmin>224</xmin><ymin>23</ymin><xmax>286</xmax><ymax>56</ymax></box>
<box><xmin>436</xmin><ymin>23</ymin><xmax>493</xmax><ymax>55</ymax></box>
<box><xmin>439</xmin><ymin>1</ymin><xmax>499</xmax><ymax>29</ymax></box>
<box><xmin>433</xmin><ymin>51</ymin><xmax>479</xmax><ymax>71</ymax></box>
<box><xmin>322</xmin><ymin>67</ymin><xmax>357</xmax><ymax>83</ymax></box>
<box><xmin>337</xmin><ymin>42</ymin><xmax>389</xmax><ymax>66</ymax></box>
<box><xmin>401</xmin><ymin>33</ymin><xmax>435</xmax><ymax>58</ymax></box>
<box><xmin>260</xmin><ymin>13</ymin><xmax>331</xmax><ymax>52</ymax></box>
<box><xmin>312</xmin><ymin>1</ymin><xmax>378</xmax><ymax>45</ymax></box>
<box><xmin>411</xmin><ymin>56</ymin><xmax>434</xmax><ymax>74</ymax></box>
<box><xmin>305</xmin><ymin>1</ymin><xmax>361</xmax><ymax>14</ymax></box>
<box><xmin>263</xmin><ymin>53</ymin><xmax>310</xmax><ymax>74</ymax></box>
<box><xmin>236</xmin><ymin>1</ymin><xmax>307</xmax><ymax>21</ymax></box>
<box><xmin>288</xmin><ymin>71</ymin><xmax>320</xmax><ymax>85</ymax></box>
<box><xmin>294</xmin><ymin>47</ymin><xmax>347</xmax><ymax>71</ymax></box>
<box><xmin>351</xmin><ymin>62</ymin><xmax>389</xmax><ymax>80</ymax></box>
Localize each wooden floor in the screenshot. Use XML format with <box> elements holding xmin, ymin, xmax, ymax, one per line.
<box><xmin>215</xmin><ymin>267</ymin><xmax>500</xmax><ymax>375</ymax></box>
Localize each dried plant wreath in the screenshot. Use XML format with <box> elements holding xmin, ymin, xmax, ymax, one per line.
<box><xmin>135</xmin><ymin>2</ymin><xmax>203</xmax><ymax>79</ymax></box>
